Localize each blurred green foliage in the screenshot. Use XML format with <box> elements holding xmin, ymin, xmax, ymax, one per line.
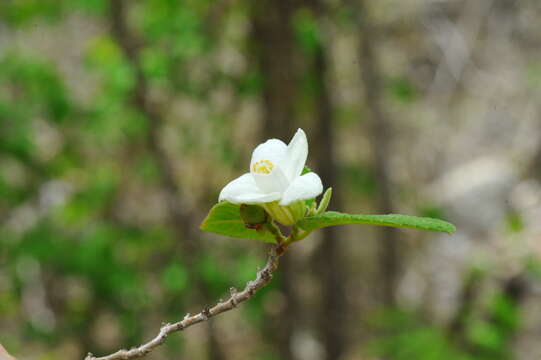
<box><xmin>370</xmin><ymin>293</ymin><xmax>520</xmax><ymax>360</ymax></box>
<box><xmin>0</xmin><ymin>1</ymin><xmax>265</xmax><ymax>357</ymax></box>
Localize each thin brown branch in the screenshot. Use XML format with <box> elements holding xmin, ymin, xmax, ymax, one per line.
<box><xmin>0</xmin><ymin>344</ymin><xmax>17</xmax><ymax>360</ymax></box>
<box><xmin>84</xmin><ymin>244</ymin><xmax>286</xmax><ymax>360</ymax></box>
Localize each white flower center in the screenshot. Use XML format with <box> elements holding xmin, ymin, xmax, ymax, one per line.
<box><xmin>252</xmin><ymin>160</ymin><xmax>274</xmax><ymax>174</ymax></box>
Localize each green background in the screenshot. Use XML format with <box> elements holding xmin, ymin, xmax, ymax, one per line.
<box><xmin>1</xmin><ymin>1</ymin><xmax>541</xmax><ymax>359</ymax></box>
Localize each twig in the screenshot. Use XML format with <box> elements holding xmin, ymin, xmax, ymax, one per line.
<box><xmin>0</xmin><ymin>344</ymin><xmax>16</xmax><ymax>360</ymax></box>
<box><xmin>84</xmin><ymin>244</ymin><xmax>286</xmax><ymax>360</ymax></box>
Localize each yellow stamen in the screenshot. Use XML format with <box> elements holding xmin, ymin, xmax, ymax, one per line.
<box><xmin>252</xmin><ymin>160</ymin><xmax>275</xmax><ymax>174</ymax></box>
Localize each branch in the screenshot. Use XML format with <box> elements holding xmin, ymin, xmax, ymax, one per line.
<box><xmin>0</xmin><ymin>344</ymin><xmax>16</xmax><ymax>360</ymax></box>
<box><xmin>84</xmin><ymin>244</ymin><xmax>286</xmax><ymax>360</ymax></box>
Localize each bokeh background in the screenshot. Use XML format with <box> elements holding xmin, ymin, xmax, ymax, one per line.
<box><xmin>1</xmin><ymin>0</ymin><xmax>541</xmax><ymax>359</ymax></box>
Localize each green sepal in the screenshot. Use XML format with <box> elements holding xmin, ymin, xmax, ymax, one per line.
<box><xmin>316</xmin><ymin>187</ymin><xmax>332</xmax><ymax>215</ymax></box>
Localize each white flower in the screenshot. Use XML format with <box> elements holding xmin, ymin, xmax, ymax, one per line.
<box><xmin>219</xmin><ymin>128</ymin><xmax>323</xmax><ymax>225</ymax></box>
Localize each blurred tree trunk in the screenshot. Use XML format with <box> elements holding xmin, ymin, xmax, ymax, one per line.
<box><xmin>353</xmin><ymin>0</ymin><xmax>400</xmax><ymax>306</ymax></box>
<box><xmin>308</xmin><ymin>4</ymin><xmax>349</xmax><ymax>359</ymax></box>
<box><xmin>251</xmin><ymin>0</ymin><xmax>296</xmax><ymax>138</ymax></box>
<box><xmin>447</xmin><ymin>269</ymin><xmax>483</xmax><ymax>345</ymax></box>
<box><xmin>250</xmin><ymin>1</ymin><xmax>299</xmax><ymax>359</ymax></box>
<box><xmin>313</xmin><ymin>44</ymin><xmax>348</xmax><ymax>360</ymax></box>
<box><xmin>107</xmin><ymin>2</ymin><xmax>226</xmax><ymax>360</ymax></box>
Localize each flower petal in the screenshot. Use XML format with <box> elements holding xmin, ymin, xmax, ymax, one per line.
<box><xmin>252</xmin><ymin>166</ymin><xmax>290</xmax><ymax>194</ymax></box>
<box><xmin>279</xmin><ymin>172</ymin><xmax>323</xmax><ymax>206</ymax></box>
<box><xmin>282</xmin><ymin>128</ymin><xmax>308</xmax><ymax>181</ymax></box>
<box><xmin>219</xmin><ymin>173</ymin><xmax>281</xmax><ymax>204</ymax></box>
<box><xmin>250</xmin><ymin>139</ymin><xmax>287</xmax><ymax>172</ymax></box>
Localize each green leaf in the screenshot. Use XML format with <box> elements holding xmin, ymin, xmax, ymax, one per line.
<box><xmin>200</xmin><ymin>202</ymin><xmax>277</xmax><ymax>243</ymax></box>
<box><xmin>239</xmin><ymin>204</ymin><xmax>267</xmax><ymax>226</ymax></box>
<box><xmin>297</xmin><ymin>211</ymin><xmax>456</xmax><ymax>234</ymax></box>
